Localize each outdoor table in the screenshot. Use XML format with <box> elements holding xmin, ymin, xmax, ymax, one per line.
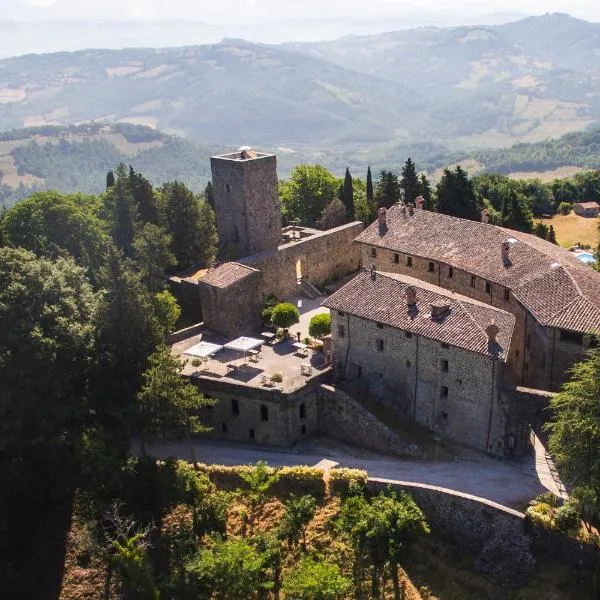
<box><xmin>261</xmin><ymin>331</ymin><xmax>276</xmax><ymax>343</ymax></box>
<box><xmin>292</xmin><ymin>342</ymin><xmax>309</xmax><ymax>357</ymax></box>
<box><xmin>300</xmin><ymin>364</ymin><xmax>313</xmax><ymax>376</ymax></box>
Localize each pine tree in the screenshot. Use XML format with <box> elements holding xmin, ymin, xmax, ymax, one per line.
<box><xmin>436</xmin><ymin>166</ymin><xmax>480</xmax><ymax>221</ymax></box>
<box><xmin>342</xmin><ymin>167</ymin><xmax>355</xmax><ymax>222</ymax></box>
<box><xmin>548</xmin><ymin>224</ymin><xmax>558</xmax><ymax>245</ymax></box>
<box><xmin>400</xmin><ymin>158</ymin><xmax>419</xmax><ymax>205</ymax></box>
<box><xmin>418</xmin><ymin>173</ymin><xmax>432</xmax><ymax>209</ymax></box>
<box><xmin>129</xmin><ymin>168</ymin><xmax>160</xmax><ymax>226</ymax></box>
<box><xmin>366</xmin><ymin>166</ymin><xmax>374</xmax><ymax>205</ymax></box>
<box><xmin>111</xmin><ymin>165</ymin><xmax>137</xmax><ymax>257</ymax></box>
<box><xmin>374</xmin><ymin>170</ymin><xmax>400</xmax><ymax>209</ymax></box>
<box><xmin>503</xmin><ymin>188</ymin><xmax>533</xmax><ymax>233</ymax></box>
<box><xmin>106</xmin><ymin>170</ymin><xmax>115</xmax><ymax>190</ymax></box>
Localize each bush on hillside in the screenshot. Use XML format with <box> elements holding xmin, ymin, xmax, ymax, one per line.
<box><xmin>270</xmin><ymin>302</ymin><xmax>300</xmax><ymax>329</ymax></box>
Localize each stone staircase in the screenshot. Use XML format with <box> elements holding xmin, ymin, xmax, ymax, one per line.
<box><xmin>298</xmin><ymin>279</ymin><xmax>323</xmax><ymax>300</ymax></box>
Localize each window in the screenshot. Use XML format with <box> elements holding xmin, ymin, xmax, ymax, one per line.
<box><xmin>249</xmin><ymin>428</ymin><xmax>255</xmax><ymax>440</ymax></box>
<box><xmin>448</xmin><ymin>267</ymin><xmax>454</xmax><ymax>279</ymax></box>
<box><xmin>405</xmin><ymin>331</ymin><xmax>413</xmax><ymax>339</ymax></box>
<box><xmin>338</xmin><ymin>324</ymin><xmax>346</xmax><ymax>338</ymax></box>
<box><xmin>441</xmin><ymin>359</ymin><xmax>449</xmax><ymax>373</ymax></box>
<box><xmin>393</xmin><ymin>253</ymin><xmax>400</xmax><ymax>264</ymax></box>
<box><xmin>406</xmin><ymin>256</ymin><xmax>413</xmax><ymax>267</ymax></box>
<box><xmin>260</xmin><ymin>405</ymin><xmax>269</xmax><ymax>422</ymax></box>
<box><xmin>441</xmin><ymin>343</ymin><xmax>449</xmax><ymax>349</ymax></box>
<box><xmin>560</xmin><ymin>330</ymin><xmax>584</xmax><ymax>344</ymax></box>
<box><xmin>504</xmin><ymin>289</ymin><xmax>510</xmax><ymax>302</ymax></box>
<box><xmin>440</xmin><ymin>386</ymin><xmax>449</xmax><ymax>398</ymax></box>
<box><xmin>428</xmin><ymin>261</ymin><xmax>435</xmax><ymax>273</ymax></box>
<box><xmin>405</xmin><ymin>360</ymin><xmax>411</xmax><ymax>368</ymax></box>
<box><xmin>470</xmin><ymin>275</ymin><xmax>476</xmax><ymax>288</ymax></box>
<box><xmin>371</xmin><ymin>247</ymin><xmax>377</xmax><ymax>258</ymax></box>
<box><xmin>231</xmin><ymin>398</ymin><xmax>240</xmax><ymax>417</ymax></box>
<box><xmin>225</xmin><ymin>182</ymin><xmax>231</xmax><ymax>193</ymax></box>
<box><xmin>222</xmin><ymin>422</ymin><xmax>228</xmax><ymax>433</ymax></box>
<box><xmin>376</xmin><ymin>322</ymin><xmax>384</xmax><ymax>329</ymax></box>
<box><xmin>485</xmin><ymin>281</ymin><xmax>491</xmax><ymax>294</ymax></box>
<box><xmin>301</xmin><ymin>424</ymin><xmax>307</xmax><ymax>435</ymax></box>
<box><xmin>376</xmin><ymin>339</ymin><xmax>384</xmax><ymax>352</ymax></box>
<box><xmin>299</xmin><ymin>403</ymin><xmax>306</xmax><ymax>419</ymax></box>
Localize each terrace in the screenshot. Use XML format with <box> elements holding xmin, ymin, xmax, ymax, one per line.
<box><xmin>171</xmin><ymin>297</ymin><xmax>331</xmax><ymax>393</ymax></box>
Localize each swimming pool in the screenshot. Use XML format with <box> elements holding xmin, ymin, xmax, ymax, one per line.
<box><xmin>576</xmin><ymin>252</ymin><xmax>597</xmax><ymax>264</ymax></box>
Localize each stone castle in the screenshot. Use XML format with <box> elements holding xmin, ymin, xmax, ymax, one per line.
<box><xmin>170</xmin><ymin>149</ymin><xmax>600</xmax><ymax>457</ymax></box>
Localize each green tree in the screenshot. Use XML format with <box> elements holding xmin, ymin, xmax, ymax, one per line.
<box><xmin>317</xmin><ymin>197</ymin><xmax>346</xmax><ymax>230</ymax></box>
<box><xmin>417</xmin><ymin>173</ymin><xmax>432</xmax><ymax>209</ymax></box>
<box><xmin>106</xmin><ymin>169</ymin><xmax>116</xmax><ymax>189</ymax></box>
<box><xmin>375</xmin><ymin>170</ymin><xmax>400</xmax><ymax>209</ymax></box>
<box><xmin>239</xmin><ymin>461</ymin><xmax>280</xmax><ymax>534</ymax></box>
<box><xmin>502</xmin><ymin>188</ymin><xmax>533</xmax><ymax>233</ymax></box>
<box><xmin>280</xmin><ymin>165</ymin><xmax>339</xmax><ymax>228</ymax></box>
<box><xmin>163</xmin><ymin>181</ymin><xmax>218</xmax><ymax>270</ymax></box>
<box><xmin>436</xmin><ymin>166</ymin><xmax>480</xmax><ymax>221</ymax></box>
<box><xmin>366</xmin><ymin>166</ymin><xmax>374</xmax><ymax>204</ymax></box>
<box><xmin>342</xmin><ymin>167</ymin><xmax>355</xmax><ymax>222</ymax></box>
<box><xmin>205</xmin><ymin>180</ymin><xmax>215</xmax><ymax>209</ymax></box>
<box><xmin>282</xmin><ymin>558</ymin><xmax>351</xmax><ymax>600</ymax></box>
<box><xmin>2</xmin><ymin>190</ymin><xmax>109</xmax><ymax>278</ymax></box>
<box><xmin>0</xmin><ymin>248</ymin><xmax>98</xmax><ymax>597</ymax></box>
<box><xmin>271</xmin><ymin>302</ymin><xmax>300</xmax><ymax>330</ymax></box>
<box><xmin>112</xmin><ymin>533</ymin><xmax>160</xmax><ymax>600</ymax></box>
<box><xmin>135</xmin><ymin>345</ymin><xmax>212</xmax><ymax>464</ymax></box>
<box><xmin>309</xmin><ymin>313</ymin><xmax>331</xmax><ymax>338</ymax></box>
<box><xmin>111</xmin><ymin>164</ymin><xmax>137</xmax><ymax>257</ymax></box>
<box><xmin>353</xmin><ymin>177</ymin><xmax>375</xmax><ymax>225</ymax></box>
<box><xmin>546</xmin><ymin>340</ymin><xmax>600</xmax><ymax>521</ymax></box>
<box><xmin>133</xmin><ymin>223</ymin><xmax>177</xmax><ymax>292</ymax></box>
<box><xmin>279</xmin><ymin>494</ymin><xmax>317</xmax><ymax>550</ymax></box>
<box><xmin>400</xmin><ymin>158</ymin><xmax>419</xmax><ymax>205</ymax></box>
<box><xmin>533</xmin><ymin>222</ymin><xmax>549</xmax><ymax>241</ymax></box>
<box><xmin>548</xmin><ymin>224</ymin><xmax>558</xmax><ymax>245</ymax></box>
<box><xmin>129</xmin><ymin>167</ymin><xmax>161</xmax><ymax>226</ymax></box>
<box><xmin>185</xmin><ymin>538</ymin><xmax>269</xmax><ymax>600</ymax></box>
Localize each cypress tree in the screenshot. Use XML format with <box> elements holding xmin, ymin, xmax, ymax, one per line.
<box><xmin>548</xmin><ymin>224</ymin><xmax>558</xmax><ymax>245</ymax></box>
<box><xmin>401</xmin><ymin>158</ymin><xmax>419</xmax><ymax>205</ymax></box>
<box><xmin>205</xmin><ymin>181</ymin><xmax>215</xmax><ymax>209</ymax></box>
<box><xmin>418</xmin><ymin>173</ymin><xmax>432</xmax><ymax>209</ymax></box>
<box><xmin>342</xmin><ymin>167</ymin><xmax>355</xmax><ymax>222</ymax></box>
<box><xmin>111</xmin><ymin>165</ymin><xmax>137</xmax><ymax>257</ymax></box>
<box><xmin>129</xmin><ymin>168</ymin><xmax>160</xmax><ymax>226</ymax></box>
<box><xmin>106</xmin><ymin>170</ymin><xmax>115</xmax><ymax>189</ymax></box>
<box><xmin>366</xmin><ymin>166</ymin><xmax>374</xmax><ymax>204</ymax></box>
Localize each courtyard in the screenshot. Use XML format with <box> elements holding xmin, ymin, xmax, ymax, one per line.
<box><xmin>172</xmin><ymin>296</ymin><xmax>330</xmax><ymax>393</ymax></box>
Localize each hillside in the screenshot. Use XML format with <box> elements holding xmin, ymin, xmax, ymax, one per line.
<box><xmin>0</xmin><ymin>123</ymin><xmax>222</xmax><ymax>207</ymax></box>
<box><xmin>285</xmin><ymin>13</ymin><xmax>600</xmax><ymax>148</ymax></box>
<box><xmin>1</xmin><ymin>14</ymin><xmax>600</xmax><ymax>156</ymax></box>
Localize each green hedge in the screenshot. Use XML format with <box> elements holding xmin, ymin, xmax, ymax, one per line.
<box><xmin>328</xmin><ymin>468</ymin><xmax>368</xmax><ymax>496</ymax></box>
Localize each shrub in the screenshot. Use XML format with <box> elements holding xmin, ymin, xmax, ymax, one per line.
<box><xmin>555</xmin><ymin>497</ymin><xmax>581</xmax><ymax>532</ymax></box>
<box><xmin>271</xmin><ymin>372</ymin><xmax>283</xmax><ymax>383</ymax></box>
<box><xmin>558</xmin><ymin>201</ymin><xmax>572</xmax><ymax>215</ymax></box>
<box><xmin>308</xmin><ymin>313</ymin><xmax>331</xmax><ymax>338</ymax></box>
<box><xmin>191</xmin><ymin>358</ymin><xmax>202</xmax><ymax>368</ymax></box>
<box><xmin>271</xmin><ymin>302</ymin><xmax>300</xmax><ymax>329</ymax></box>
<box><xmin>328</xmin><ymin>468</ymin><xmax>368</xmax><ymax>497</ymax></box>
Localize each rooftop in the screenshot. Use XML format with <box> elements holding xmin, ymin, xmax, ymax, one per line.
<box><xmin>356</xmin><ymin>205</ymin><xmax>600</xmax><ymax>333</ymax></box>
<box><xmin>212</xmin><ymin>149</ymin><xmax>274</xmax><ymax>161</ymax></box>
<box><xmin>323</xmin><ymin>270</ymin><xmax>515</xmax><ymax>360</ymax></box>
<box><xmin>200</xmin><ymin>262</ymin><xmax>259</xmax><ymax>288</ymax></box>
<box><xmin>574</xmin><ymin>201</ymin><xmax>600</xmax><ymax>208</ymax></box>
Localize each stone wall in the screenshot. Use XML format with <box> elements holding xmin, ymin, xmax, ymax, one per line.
<box><xmin>317</xmin><ymin>385</ymin><xmax>420</xmax><ymax>458</ymax></box>
<box><xmin>211</xmin><ymin>153</ymin><xmax>282</xmax><ymax>257</ymax></box>
<box><xmin>168</xmin><ymin>277</ymin><xmax>202</xmax><ymax>323</ymax></box>
<box><xmin>360</xmin><ymin>243</ymin><xmax>588</xmax><ymax>392</ymax></box>
<box><xmin>330</xmin><ymin>311</ymin><xmax>512</xmax><ymax>456</ymax></box>
<box><xmin>198</xmin><ymin>267</ymin><xmax>262</xmax><ymax>337</ymax></box>
<box><xmin>191</xmin><ymin>376</ymin><xmax>320</xmax><ymax>446</ymax></box>
<box><xmin>240</xmin><ymin>222</ymin><xmax>364</xmax><ymax>301</ymax></box>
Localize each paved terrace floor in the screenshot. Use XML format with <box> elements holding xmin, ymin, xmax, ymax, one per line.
<box><xmin>172</xmin><ymin>297</ymin><xmax>330</xmax><ymax>393</ymax></box>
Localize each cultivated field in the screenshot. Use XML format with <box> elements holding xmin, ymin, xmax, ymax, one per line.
<box><xmin>538</xmin><ymin>212</ymin><xmax>599</xmax><ymax>249</ymax></box>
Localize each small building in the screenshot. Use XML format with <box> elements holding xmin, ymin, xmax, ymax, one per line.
<box><xmin>323</xmin><ymin>269</ymin><xmax>519</xmax><ymax>455</ymax></box>
<box><xmin>573</xmin><ymin>201</ymin><xmax>600</xmax><ymax>218</ymax></box>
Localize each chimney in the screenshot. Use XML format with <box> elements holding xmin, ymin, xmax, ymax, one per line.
<box><xmin>481</xmin><ymin>209</ymin><xmax>489</xmax><ymax>224</ymax></box>
<box><xmin>416</xmin><ymin>196</ymin><xmax>425</xmax><ymax>210</ymax></box>
<box><xmin>502</xmin><ymin>240</ymin><xmax>510</xmax><ymax>263</ymax></box>
<box><xmin>430</xmin><ymin>302</ymin><xmax>450</xmax><ymax>320</ymax></box>
<box><xmin>406</xmin><ymin>286</ymin><xmax>417</xmax><ymax>307</ymax></box>
<box><xmin>486</xmin><ymin>321</ymin><xmax>500</xmax><ymax>344</ymax></box>
<box><xmin>377</xmin><ymin>207</ymin><xmax>387</xmax><ymax>228</ymax></box>
<box><xmin>370</xmin><ymin>263</ymin><xmax>377</xmax><ymax>280</ymax></box>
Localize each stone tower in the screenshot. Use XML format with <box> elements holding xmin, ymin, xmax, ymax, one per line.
<box><xmin>210</xmin><ymin>148</ymin><xmax>282</xmax><ymax>258</ymax></box>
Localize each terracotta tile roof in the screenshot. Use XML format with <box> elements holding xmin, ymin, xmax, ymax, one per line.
<box><xmin>200</xmin><ymin>262</ymin><xmax>259</xmax><ymax>288</ymax></box>
<box><xmin>323</xmin><ymin>270</ymin><xmax>515</xmax><ymax>361</ymax></box>
<box><xmin>355</xmin><ymin>206</ymin><xmax>600</xmax><ymax>333</ymax></box>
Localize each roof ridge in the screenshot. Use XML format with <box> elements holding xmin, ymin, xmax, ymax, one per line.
<box><xmin>456</xmin><ymin>297</ymin><xmax>489</xmax><ymax>344</ymax></box>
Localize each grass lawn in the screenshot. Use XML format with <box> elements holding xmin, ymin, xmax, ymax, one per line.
<box><xmin>538</xmin><ymin>212</ymin><xmax>599</xmax><ymax>249</ymax></box>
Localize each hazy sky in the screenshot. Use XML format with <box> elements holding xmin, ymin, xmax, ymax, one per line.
<box><xmin>10</xmin><ymin>0</ymin><xmax>600</xmax><ymax>23</ymax></box>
